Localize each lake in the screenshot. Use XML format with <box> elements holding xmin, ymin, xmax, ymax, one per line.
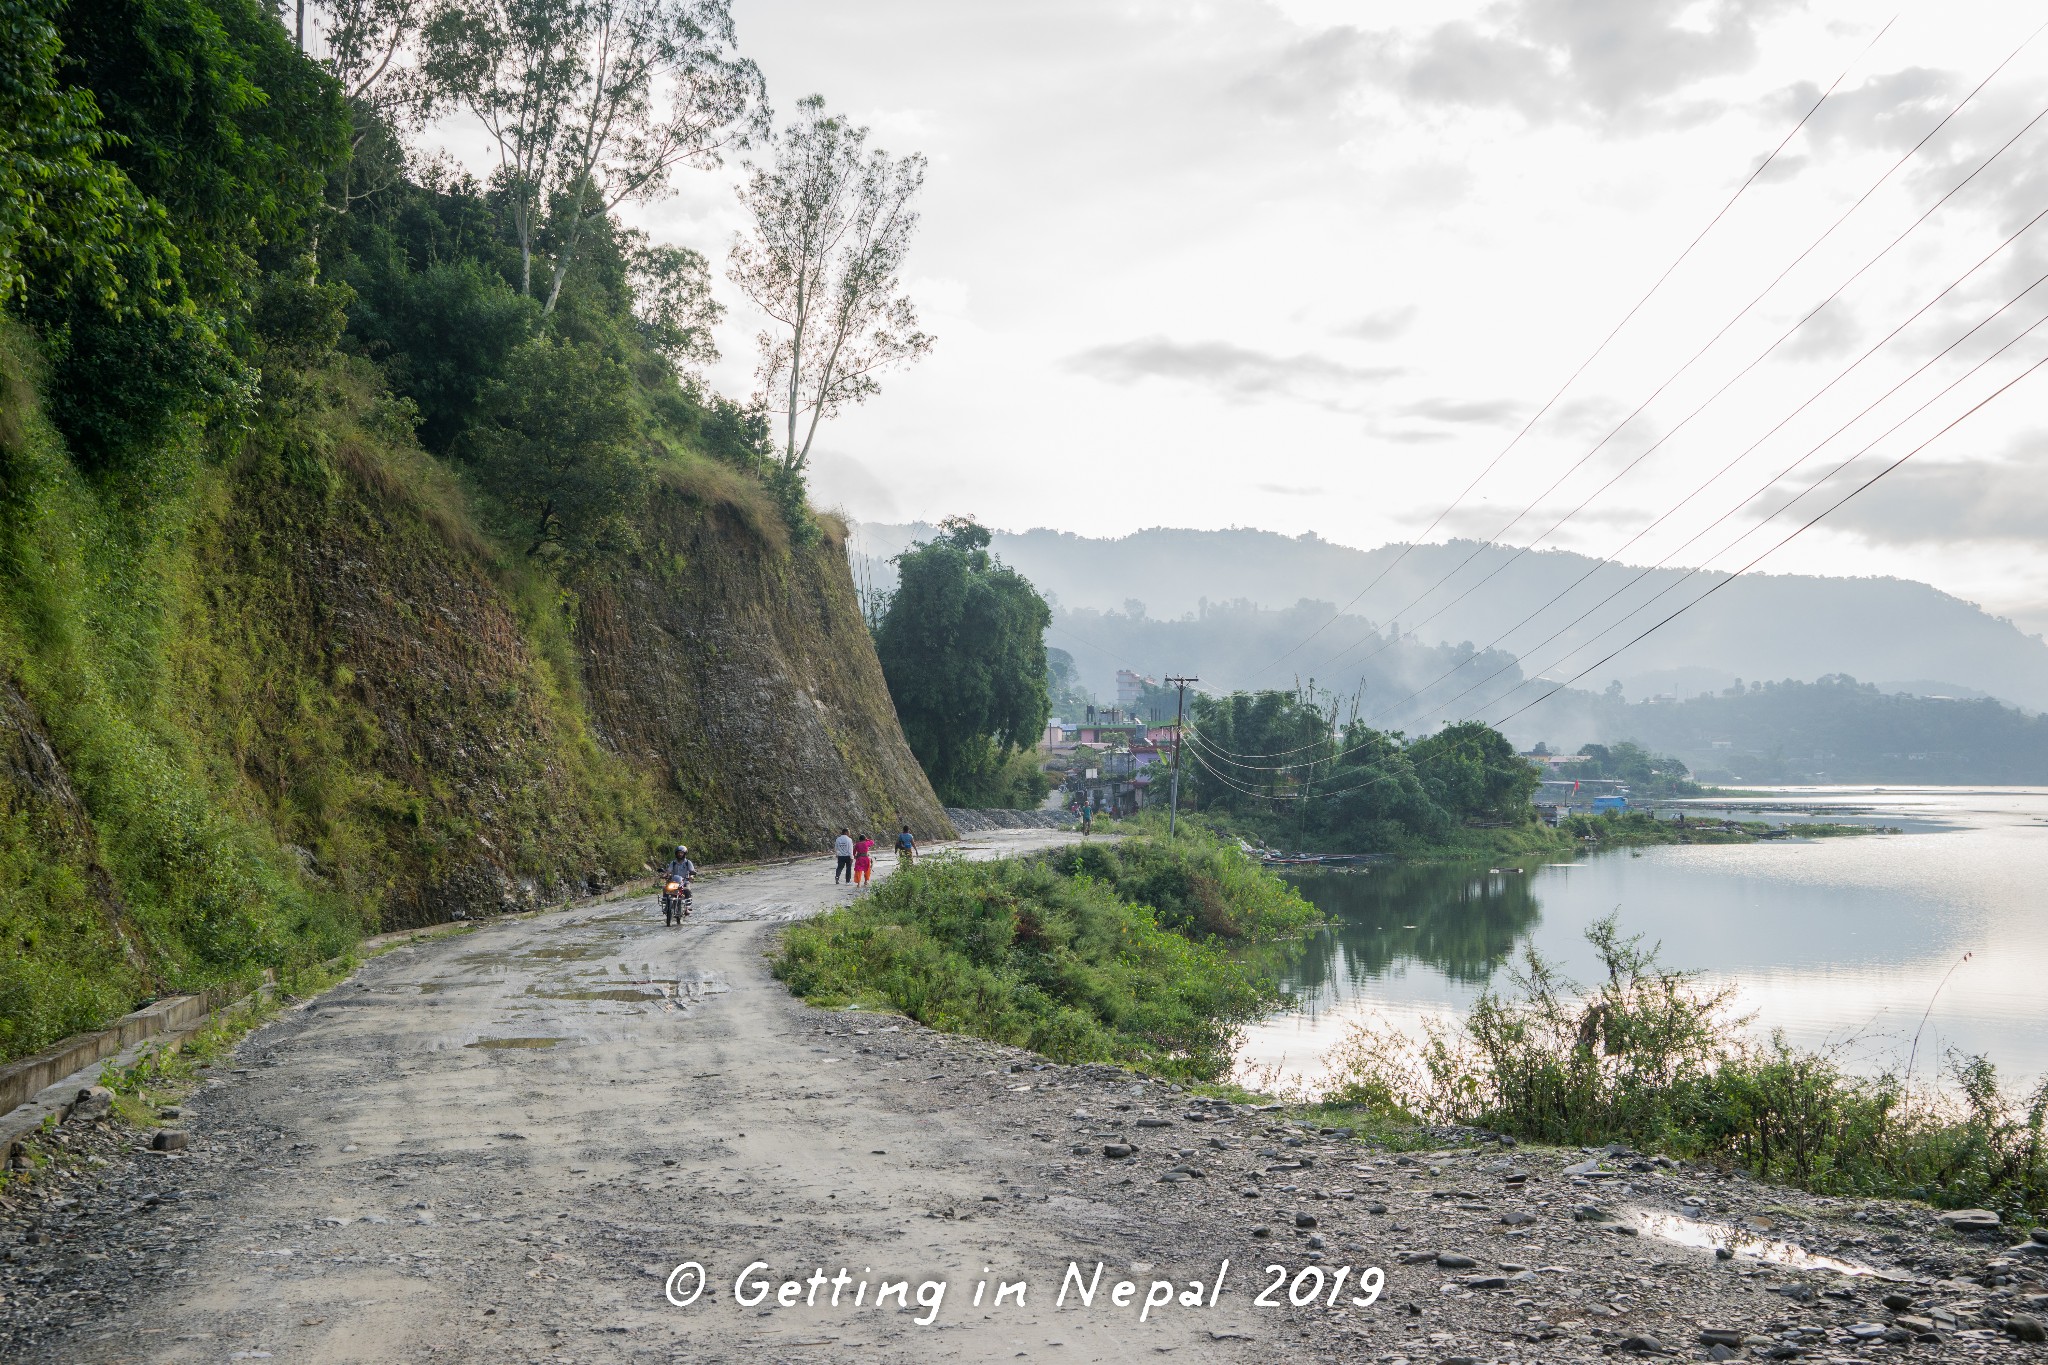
<box><xmin>1237</xmin><ymin>786</ymin><xmax>2048</xmax><ymax>1095</ymax></box>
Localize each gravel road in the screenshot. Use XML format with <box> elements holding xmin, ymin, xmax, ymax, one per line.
<box><xmin>4</xmin><ymin>831</ymin><xmax>2046</xmax><ymax>1364</ymax></box>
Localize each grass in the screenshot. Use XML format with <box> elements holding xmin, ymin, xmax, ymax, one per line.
<box><xmin>773</xmin><ymin>832</ymin><xmax>1321</xmax><ymax>1081</ymax></box>
<box><xmin>1558</xmin><ymin>811</ymin><xmax>1890</xmax><ymax>845</ymax></box>
<box><xmin>1317</xmin><ymin>914</ymin><xmax>2048</xmax><ymax>1221</ymax></box>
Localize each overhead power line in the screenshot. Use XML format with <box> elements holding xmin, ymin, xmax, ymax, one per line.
<box><xmin>1436</xmin><ymin>291</ymin><xmax>2048</xmax><ymax>731</ymax></box>
<box><xmin>1360</xmin><ymin>202</ymin><xmax>2048</xmax><ymax>733</ymax></box>
<box><xmin>1297</xmin><ymin>40</ymin><xmax>2048</xmax><ymax>691</ymax></box>
<box><xmin>1486</xmin><ymin>346</ymin><xmax>2048</xmax><ymax>729</ymax></box>
<box><xmin>1191</xmin><ymin>238</ymin><xmax>2048</xmax><ymax>772</ymax></box>
<box><xmin>1244</xmin><ymin>16</ymin><xmax>1901</xmax><ymax>685</ymax></box>
<box><xmin>1182</xmin><ymin>338</ymin><xmax>2048</xmax><ymax>798</ymax></box>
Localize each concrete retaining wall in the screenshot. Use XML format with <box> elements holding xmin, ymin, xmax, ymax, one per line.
<box><xmin>0</xmin><ymin>985</ymin><xmax>251</xmax><ymax>1119</ymax></box>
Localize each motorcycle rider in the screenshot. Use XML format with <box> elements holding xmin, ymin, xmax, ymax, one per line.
<box><xmin>661</xmin><ymin>844</ymin><xmax>696</xmax><ymax>925</ymax></box>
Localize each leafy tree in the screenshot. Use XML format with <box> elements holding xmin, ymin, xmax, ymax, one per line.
<box><xmin>0</xmin><ymin>0</ymin><xmax>162</xmax><ymax>311</ymax></box>
<box><xmin>308</xmin><ymin>0</ymin><xmax>440</xmax><ymax>211</ymax></box>
<box><xmin>627</xmin><ymin>236</ymin><xmax>721</xmax><ymax>375</ymax></box>
<box><xmin>345</xmin><ymin>254</ymin><xmax>539</xmax><ymax>449</ymax></box>
<box><xmin>1409</xmin><ymin>720</ymin><xmax>1539</xmax><ymax>820</ymax></box>
<box><xmin>729</xmin><ymin>94</ymin><xmax>933</xmax><ymax>474</ymax></box>
<box><xmin>1560</xmin><ymin>741</ymin><xmax>1698</xmax><ymax>797</ymax></box>
<box><xmin>1185</xmin><ymin>691</ymin><xmax>1540</xmax><ymax>849</ymax></box>
<box><xmin>23</xmin><ymin>0</ymin><xmax>349</xmax><ymax>469</ymax></box>
<box><xmin>423</xmin><ymin>0</ymin><xmax>584</xmax><ymax>297</ymax></box>
<box><xmin>54</xmin><ymin>0</ymin><xmax>346</xmax><ymax>309</ymax></box>
<box><xmin>1046</xmin><ymin>646</ymin><xmax>1093</xmax><ymax>718</ymax></box>
<box><xmin>874</xmin><ymin>518</ymin><xmax>1051</xmax><ymax>806</ymax></box>
<box><xmin>532</xmin><ymin>0</ymin><xmax>762</xmax><ymax>313</ymax></box>
<box><xmin>462</xmin><ymin>335</ymin><xmax>643</xmax><ymax>557</ymax></box>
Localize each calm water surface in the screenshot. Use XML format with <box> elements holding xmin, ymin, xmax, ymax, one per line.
<box><xmin>1237</xmin><ymin>786</ymin><xmax>2048</xmax><ymax>1093</ymax></box>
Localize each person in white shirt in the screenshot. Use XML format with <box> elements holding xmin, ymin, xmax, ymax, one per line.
<box><xmin>833</xmin><ymin>828</ymin><xmax>855</xmax><ymax>883</ymax></box>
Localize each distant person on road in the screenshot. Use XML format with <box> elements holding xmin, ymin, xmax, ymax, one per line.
<box><xmin>1080</xmin><ymin>804</ymin><xmax>1094</xmax><ymax>835</ymax></box>
<box><xmin>834</xmin><ymin>828</ymin><xmax>854</xmax><ymax>883</ymax></box>
<box><xmin>895</xmin><ymin>825</ymin><xmax>916</xmax><ymax>865</ymax></box>
<box><xmin>853</xmin><ymin>833</ymin><xmax>875</xmax><ymax>885</ymax></box>
<box><xmin>661</xmin><ymin>844</ymin><xmax>696</xmax><ymax>924</ymax></box>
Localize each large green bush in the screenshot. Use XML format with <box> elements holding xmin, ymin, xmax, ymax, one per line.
<box><xmin>774</xmin><ymin>836</ymin><xmax>1320</xmax><ymax>1080</ymax></box>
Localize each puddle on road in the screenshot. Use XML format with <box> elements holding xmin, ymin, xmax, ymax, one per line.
<box><xmin>1637</xmin><ymin>1211</ymin><xmax>1892</xmax><ymax>1277</ymax></box>
<box><xmin>529</xmin><ymin>988</ymin><xmax>662</xmax><ymax>1002</ymax></box>
<box><xmin>522</xmin><ymin>944</ymin><xmax>604</xmax><ymax>961</ymax></box>
<box><xmin>465</xmin><ymin>1036</ymin><xmax>568</xmax><ymax>1050</ymax></box>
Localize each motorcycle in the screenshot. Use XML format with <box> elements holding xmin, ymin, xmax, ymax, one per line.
<box><xmin>661</xmin><ymin>878</ymin><xmax>692</xmax><ymax>925</ymax></box>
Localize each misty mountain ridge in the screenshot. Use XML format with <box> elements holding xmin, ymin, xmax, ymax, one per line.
<box><xmin>853</xmin><ymin>524</ymin><xmax>2048</xmax><ymax>715</ymax></box>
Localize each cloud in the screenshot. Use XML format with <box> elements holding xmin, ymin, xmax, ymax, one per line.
<box><xmin>1336</xmin><ymin>306</ymin><xmax>1418</xmax><ymax>341</ymax></box>
<box><xmin>1546</xmin><ymin>394</ymin><xmax>1637</xmax><ymax>439</ymax></box>
<box><xmin>1256</xmin><ymin>481</ymin><xmax>1328</xmax><ymax>497</ymax></box>
<box><xmin>1403</xmin><ymin>395</ymin><xmax>1528</xmax><ymax>425</ymax></box>
<box><xmin>1434</xmin><ymin>500</ymin><xmax>1656</xmax><ymax>540</ymax></box>
<box><xmin>1823</xmin><ymin>453</ymin><xmax>2048</xmax><ymax>546</ymax></box>
<box><xmin>1063</xmin><ymin>336</ymin><xmax>1401</xmax><ymax>406</ymax></box>
<box><xmin>1780</xmin><ymin>301</ymin><xmax>1862</xmax><ymax>362</ymax></box>
<box><xmin>1237</xmin><ymin>0</ymin><xmax>1799</xmax><ymax>130</ymax></box>
<box><xmin>1779</xmin><ymin>67</ymin><xmax>1962</xmax><ymax>154</ymax></box>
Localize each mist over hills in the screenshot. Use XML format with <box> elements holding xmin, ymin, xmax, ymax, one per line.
<box><xmin>853</xmin><ymin>524</ymin><xmax>2048</xmax><ymax>717</ymax></box>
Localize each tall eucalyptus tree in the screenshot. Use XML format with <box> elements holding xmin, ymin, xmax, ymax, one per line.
<box><xmin>728</xmin><ymin>95</ymin><xmax>932</xmax><ymax>476</ymax></box>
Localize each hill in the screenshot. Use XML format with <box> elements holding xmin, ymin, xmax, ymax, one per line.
<box><xmin>854</xmin><ymin>525</ymin><xmax>2048</xmax><ymax>712</ymax></box>
<box><xmin>1599</xmin><ymin>676</ymin><xmax>2048</xmax><ymax>785</ymax></box>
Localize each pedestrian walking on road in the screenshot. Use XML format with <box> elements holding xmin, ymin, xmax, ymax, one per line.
<box><xmin>895</xmin><ymin>824</ymin><xmax>916</xmax><ymax>866</ymax></box>
<box><xmin>833</xmin><ymin>828</ymin><xmax>854</xmax><ymax>883</ymax></box>
<box><xmin>853</xmin><ymin>833</ymin><xmax>875</xmax><ymax>885</ymax></box>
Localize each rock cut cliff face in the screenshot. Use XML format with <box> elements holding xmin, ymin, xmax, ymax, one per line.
<box><xmin>0</xmin><ymin>347</ymin><xmax>950</xmax><ymax>1057</ymax></box>
<box><xmin>576</xmin><ymin>489</ymin><xmax>950</xmax><ymax>860</ymax></box>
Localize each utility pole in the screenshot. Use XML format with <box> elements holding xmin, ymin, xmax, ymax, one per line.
<box><xmin>1165</xmin><ymin>675</ymin><xmax>1197</xmax><ymax>837</ymax></box>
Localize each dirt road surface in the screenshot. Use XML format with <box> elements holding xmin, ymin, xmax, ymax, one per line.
<box><xmin>6</xmin><ymin>831</ymin><xmax>2046</xmax><ymax>1363</ymax></box>
<box><xmin>7</xmin><ymin>832</ymin><xmax>1314</xmax><ymax>1363</ymax></box>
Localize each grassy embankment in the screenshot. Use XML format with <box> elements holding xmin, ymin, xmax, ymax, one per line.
<box><xmin>1317</xmin><ymin>915</ymin><xmax>2048</xmax><ymax>1222</ymax></box>
<box><xmin>773</xmin><ymin>832</ymin><xmax>1322</xmax><ymax>1081</ymax></box>
<box><xmin>1555</xmin><ymin>811</ymin><xmax>1889</xmax><ymax>846</ymax></box>
<box><xmin>1135</xmin><ymin>806</ymin><xmax>1884</xmax><ymax>867</ymax></box>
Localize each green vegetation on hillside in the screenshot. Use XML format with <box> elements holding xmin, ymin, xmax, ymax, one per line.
<box><xmin>773</xmin><ymin>833</ymin><xmax>1321</xmax><ymax>1080</ymax></box>
<box><xmin>1321</xmin><ymin>916</ymin><xmax>2048</xmax><ymax>1218</ymax></box>
<box><xmin>0</xmin><ymin>0</ymin><xmax>948</xmax><ymax>1062</ymax></box>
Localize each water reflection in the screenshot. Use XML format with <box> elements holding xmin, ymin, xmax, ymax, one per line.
<box><xmin>1242</xmin><ymin>788</ymin><xmax>2048</xmax><ymax>1094</ymax></box>
<box><xmin>1278</xmin><ymin>863</ymin><xmax>1542</xmax><ymax>1006</ymax></box>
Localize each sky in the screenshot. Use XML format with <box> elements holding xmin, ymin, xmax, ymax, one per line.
<box><xmin>428</xmin><ymin>0</ymin><xmax>2048</xmax><ymax>634</ymax></box>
